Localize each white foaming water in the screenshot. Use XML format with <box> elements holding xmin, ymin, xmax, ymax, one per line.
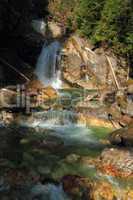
<box><xmin>51</xmin><ymin>70</ymin><xmax>62</xmax><ymax>89</ymax></box>
<box><xmin>23</xmin><ymin>110</ymin><xmax>96</xmax><ymax>145</ymax></box>
<box><xmin>35</xmin><ymin>41</ymin><xmax>62</xmax><ymax>89</ymax></box>
<box><xmin>48</xmin><ymin>124</ymin><xmax>95</xmax><ymax>145</ymax></box>
<box><xmin>20</xmin><ymin>110</ymin><xmax>76</xmax><ymax>128</ymax></box>
<box><xmin>20</xmin><ymin>109</ymin><xmax>99</xmax><ymax>146</ymax></box>
<box><xmin>31</xmin><ymin>183</ymin><xmax>69</xmax><ymax>200</ymax></box>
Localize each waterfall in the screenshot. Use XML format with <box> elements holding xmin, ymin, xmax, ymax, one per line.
<box><xmin>35</xmin><ymin>41</ymin><xmax>62</xmax><ymax>89</ymax></box>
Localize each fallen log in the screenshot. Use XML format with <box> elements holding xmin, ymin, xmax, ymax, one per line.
<box><xmin>0</xmin><ymin>57</ymin><xmax>30</xmax><ymax>82</ymax></box>
<box><xmin>106</xmin><ymin>56</ymin><xmax>120</xmax><ymax>90</ymax></box>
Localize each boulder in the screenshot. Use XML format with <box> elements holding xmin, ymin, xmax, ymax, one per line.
<box><xmin>62</xmin><ymin>175</ymin><xmax>92</xmax><ymax>200</ymax></box>
<box><xmin>27</xmin><ymin>80</ymin><xmax>57</xmax><ymax>99</ymax></box>
<box><xmin>48</xmin><ymin>22</ymin><xmax>62</xmax><ymax>38</ymax></box>
<box><xmin>127</xmin><ymin>79</ymin><xmax>133</xmax><ymax>93</ymax></box>
<box><xmin>99</xmin><ymin>148</ymin><xmax>133</xmax><ymax>178</ymax></box>
<box><xmin>0</xmin><ymin>88</ymin><xmax>17</xmax><ymax>109</ymax></box>
<box><xmin>62</xmin><ymin>174</ymin><xmax>133</xmax><ymax>200</ymax></box>
<box><xmin>109</xmin><ymin>125</ymin><xmax>133</xmax><ymax>146</ymax></box>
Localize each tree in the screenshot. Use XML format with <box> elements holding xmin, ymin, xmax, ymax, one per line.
<box><xmin>92</xmin><ymin>0</ymin><xmax>133</xmax><ymax>50</ymax></box>
<box><xmin>75</xmin><ymin>0</ymin><xmax>105</xmax><ymax>37</ymax></box>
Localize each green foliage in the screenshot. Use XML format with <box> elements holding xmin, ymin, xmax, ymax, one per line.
<box><xmin>92</xmin><ymin>0</ymin><xmax>133</xmax><ymax>57</ymax></box>
<box><xmin>93</xmin><ymin>0</ymin><xmax>122</xmax><ymax>43</ymax></box>
<box><xmin>75</xmin><ymin>0</ymin><xmax>105</xmax><ymax>37</ymax></box>
<box><xmin>49</xmin><ymin>0</ymin><xmax>77</xmax><ymax>30</ymax></box>
<box><xmin>49</xmin><ymin>0</ymin><xmax>133</xmax><ymax>69</ymax></box>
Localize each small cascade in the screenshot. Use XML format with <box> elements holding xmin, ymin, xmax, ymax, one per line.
<box><xmin>35</xmin><ymin>110</ymin><xmax>78</xmax><ymax>125</ymax></box>
<box><xmin>35</xmin><ymin>41</ymin><xmax>62</xmax><ymax>89</ymax></box>
<box><xmin>22</xmin><ymin>110</ymin><xmax>97</xmax><ymax>145</ymax></box>
<box><xmin>23</xmin><ymin>110</ymin><xmax>78</xmax><ymax>127</ymax></box>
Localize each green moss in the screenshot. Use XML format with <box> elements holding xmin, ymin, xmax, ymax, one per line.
<box><xmin>90</xmin><ymin>126</ymin><xmax>113</xmax><ymax>140</ymax></box>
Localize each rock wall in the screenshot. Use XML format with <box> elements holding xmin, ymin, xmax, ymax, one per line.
<box><xmin>0</xmin><ymin>0</ymin><xmax>48</xmax><ymax>37</ymax></box>
<box><xmin>0</xmin><ymin>0</ymin><xmax>48</xmax><ymax>86</ymax></box>
<box><xmin>61</xmin><ymin>35</ymin><xmax>128</xmax><ymax>90</ymax></box>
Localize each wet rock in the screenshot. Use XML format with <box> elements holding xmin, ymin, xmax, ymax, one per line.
<box><xmin>62</xmin><ymin>175</ymin><xmax>92</xmax><ymax>200</ymax></box>
<box><xmin>62</xmin><ymin>175</ymin><xmax>129</xmax><ymax>200</ymax></box>
<box><xmin>27</xmin><ymin>80</ymin><xmax>58</xmax><ymax>102</ymax></box>
<box><xmin>101</xmin><ymin>91</ymin><xmax>116</xmax><ymax>105</ymax></box>
<box><xmin>0</xmin><ymin>126</ymin><xmax>30</xmax><ymax>165</ymax></box>
<box><xmin>42</xmin><ymin>136</ymin><xmax>64</xmax><ymax>151</ymax></box>
<box><xmin>109</xmin><ymin>125</ymin><xmax>133</xmax><ymax>146</ymax></box>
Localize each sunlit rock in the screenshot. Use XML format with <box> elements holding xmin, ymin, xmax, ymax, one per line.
<box><xmin>48</xmin><ymin>22</ymin><xmax>62</xmax><ymax>38</ymax></box>
<box><xmin>99</xmin><ymin>148</ymin><xmax>133</xmax><ymax>178</ymax></box>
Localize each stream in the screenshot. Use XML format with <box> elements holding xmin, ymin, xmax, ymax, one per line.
<box><xmin>0</xmin><ymin>41</ymin><xmax>133</xmax><ymax>199</ymax></box>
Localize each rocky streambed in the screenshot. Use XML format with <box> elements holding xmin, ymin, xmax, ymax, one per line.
<box><xmin>0</xmin><ymin>114</ymin><xmax>133</xmax><ymax>200</ymax></box>
<box><xmin>0</xmin><ymin>6</ymin><xmax>133</xmax><ymax>199</ymax></box>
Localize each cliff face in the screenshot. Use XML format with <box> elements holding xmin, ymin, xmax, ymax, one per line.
<box><xmin>0</xmin><ymin>0</ymin><xmax>48</xmax><ymax>37</ymax></box>
<box><xmin>0</xmin><ymin>0</ymin><xmax>32</xmax><ymax>37</ymax></box>
<box><xmin>0</xmin><ymin>0</ymin><xmax>48</xmax><ymax>85</ymax></box>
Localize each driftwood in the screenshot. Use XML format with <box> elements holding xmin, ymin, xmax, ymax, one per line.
<box><xmin>84</xmin><ymin>47</ymin><xmax>96</xmax><ymax>55</ymax></box>
<box><xmin>0</xmin><ymin>57</ymin><xmax>30</xmax><ymax>82</ymax></box>
<box><xmin>71</xmin><ymin>38</ymin><xmax>99</xmax><ymax>81</ymax></box>
<box><xmin>106</xmin><ymin>56</ymin><xmax>120</xmax><ymax>90</ymax></box>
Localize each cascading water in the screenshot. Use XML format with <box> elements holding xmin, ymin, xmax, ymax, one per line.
<box><xmin>21</xmin><ymin>110</ymin><xmax>98</xmax><ymax>146</ymax></box>
<box><xmin>35</xmin><ymin>41</ymin><xmax>62</xmax><ymax>89</ymax></box>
